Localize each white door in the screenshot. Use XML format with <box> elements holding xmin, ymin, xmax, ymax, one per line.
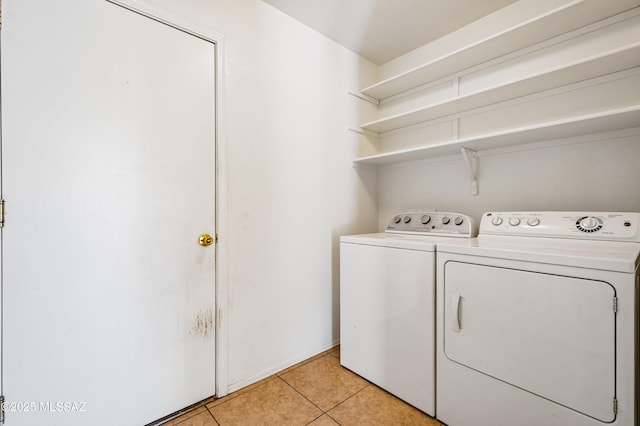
<box><xmin>1</xmin><ymin>1</ymin><xmax>216</xmax><ymax>425</ymax></box>
<box><xmin>443</xmin><ymin>261</ymin><xmax>616</xmax><ymax>422</ymax></box>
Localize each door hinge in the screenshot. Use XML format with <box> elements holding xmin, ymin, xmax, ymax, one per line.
<box><xmin>613</xmin><ymin>296</ymin><xmax>618</xmax><ymax>313</ymax></box>
<box><xmin>0</xmin><ymin>199</ymin><xmax>5</xmax><ymax>228</ymax></box>
<box><xmin>613</xmin><ymin>398</ymin><xmax>618</xmax><ymax>416</ymax></box>
<box><xmin>1</xmin><ymin>395</ymin><xmax>5</xmax><ymax>424</ymax></box>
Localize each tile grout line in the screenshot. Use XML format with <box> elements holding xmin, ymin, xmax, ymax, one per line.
<box><xmin>278</xmin><ymin>360</ymin><xmax>366</xmax><ymax>421</ymax></box>
<box><xmin>276</xmin><ymin>347</ymin><xmax>340</xmax><ymax>378</ymax></box>
<box><xmin>204</xmin><ymin>405</ymin><xmax>221</xmax><ymax>426</ymax></box>
<box><xmin>321</xmin><ymin>383</ymin><xmax>373</xmax><ymax>426</ymax></box>
<box><xmin>304</xmin><ymin>413</ymin><xmax>328</xmax><ymax>426</ymax></box>
<box><xmin>206</xmin><ymin>374</ymin><xmax>279</xmax><ymax>410</ymax></box>
<box><xmin>180</xmin><ymin>348</ymin><xmax>343</xmax><ymax>425</ymax></box>
<box><xmin>206</xmin><ymin>376</ymin><xmax>319</xmax><ymax>426</ymax></box>
<box><xmin>277</xmin><ymin>374</ymin><xmax>327</xmax><ymax>415</ymax></box>
<box><xmin>278</xmin><ymin>356</ymin><xmax>372</xmax><ymax>426</ymax></box>
<box><xmin>159</xmin><ymin>398</ymin><xmax>217</xmax><ymax>425</ymax></box>
<box><xmin>324</xmin><ymin>411</ymin><xmax>342</xmax><ymax>426</ymax></box>
<box><xmin>169</xmin><ymin>345</ymin><xmax>444</xmax><ymax>426</ymax></box>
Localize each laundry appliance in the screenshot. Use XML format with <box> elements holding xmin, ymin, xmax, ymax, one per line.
<box><xmin>340</xmin><ymin>211</ymin><xmax>476</xmax><ymax>415</ymax></box>
<box><xmin>436</xmin><ymin>211</ymin><xmax>640</xmax><ymax>426</ymax></box>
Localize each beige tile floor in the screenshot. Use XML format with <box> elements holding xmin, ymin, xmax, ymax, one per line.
<box><xmin>162</xmin><ymin>346</ymin><xmax>444</xmax><ymax>426</ymax></box>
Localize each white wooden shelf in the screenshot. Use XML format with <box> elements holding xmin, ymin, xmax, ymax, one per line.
<box><xmin>353</xmin><ymin>106</ymin><xmax>640</xmax><ymax>166</ymax></box>
<box><xmin>360</xmin><ymin>0</ymin><xmax>639</xmax><ymax>100</ymax></box>
<box><xmin>360</xmin><ymin>43</ymin><xmax>640</xmax><ymax>134</ymax></box>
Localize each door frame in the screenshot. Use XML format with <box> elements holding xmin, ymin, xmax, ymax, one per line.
<box><xmin>103</xmin><ymin>0</ymin><xmax>230</xmax><ymax>398</ymax></box>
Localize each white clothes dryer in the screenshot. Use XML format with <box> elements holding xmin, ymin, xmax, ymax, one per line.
<box><xmin>340</xmin><ymin>211</ymin><xmax>476</xmax><ymax>415</ymax></box>
<box><xmin>436</xmin><ymin>211</ymin><xmax>640</xmax><ymax>426</ymax></box>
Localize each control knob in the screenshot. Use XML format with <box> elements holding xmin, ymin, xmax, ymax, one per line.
<box><xmin>421</xmin><ymin>215</ymin><xmax>431</xmax><ymax>225</ymax></box>
<box><xmin>403</xmin><ymin>216</ymin><xmax>411</xmax><ymax>224</ymax></box>
<box><xmin>491</xmin><ymin>217</ymin><xmax>503</xmax><ymax>226</ymax></box>
<box><xmin>442</xmin><ymin>217</ymin><xmax>451</xmax><ymax>225</ymax></box>
<box><xmin>509</xmin><ymin>217</ymin><xmax>521</xmax><ymax>226</ymax></box>
<box><xmin>527</xmin><ymin>217</ymin><xmax>540</xmax><ymax>227</ymax></box>
<box><xmin>454</xmin><ymin>216</ymin><xmax>464</xmax><ymax>226</ymax></box>
<box><xmin>579</xmin><ymin>216</ymin><xmax>599</xmax><ymax>229</ymax></box>
<box><xmin>394</xmin><ymin>215</ymin><xmax>402</xmax><ymax>224</ymax></box>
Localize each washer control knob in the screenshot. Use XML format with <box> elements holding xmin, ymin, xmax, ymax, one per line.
<box><xmin>393</xmin><ymin>215</ymin><xmax>402</xmax><ymax>224</ymax></box>
<box><xmin>580</xmin><ymin>216</ymin><xmax>598</xmax><ymax>229</ymax></box>
<box><xmin>527</xmin><ymin>217</ymin><xmax>540</xmax><ymax>227</ymax></box>
<box><xmin>421</xmin><ymin>215</ymin><xmax>431</xmax><ymax>225</ymax></box>
<box><xmin>491</xmin><ymin>217</ymin><xmax>503</xmax><ymax>226</ymax></box>
<box><xmin>403</xmin><ymin>216</ymin><xmax>411</xmax><ymax>224</ymax></box>
<box><xmin>442</xmin><ymin>217</ymin><xmax>451</xmax><ymax>225</ymax></box>
<box><xmin>509</xmin><ymin>217</ymin><xmax>521</xmax><ymax>226</ymax></box>
<box><xmin>454</xmin><ymin>216</ymin><xmax>464</xmax><ymax>226</ymax></box>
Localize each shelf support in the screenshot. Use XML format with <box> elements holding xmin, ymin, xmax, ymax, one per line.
<box><xmin>348</xmin><ymin>127</ymin><xmax>379</xmax><ymax>138</ymax></box>
<box><xmin>460</xmin><ymin>147</ymin><xmax>478</xmax><ymax>196</ymax></box>
<box><xmin>453</xmin><ymin>76</ymin><xmax>460</xmax><ymax>96</ymax></box>
<box><xmin>452</xmin><ymin>117</ymin><xmax>460</xmax><ymax>140</ymax></box>
<box><xmin>347</xmin><ymin>90</ymin><xmax>380</xmax><ymax>105</ymax></box>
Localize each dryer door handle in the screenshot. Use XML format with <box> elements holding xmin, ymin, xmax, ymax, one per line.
<box><xmin>452</xmin><ymin>293</ymin><xmax>462</xmax><ymax>332</ymax></box>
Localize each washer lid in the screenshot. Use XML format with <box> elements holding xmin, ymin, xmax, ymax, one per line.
<box><xmin>437</xmin><ymin>236</ymin><xmax>640</xmax><ymax>273</ymax></box>
<box><xmin>341</xmin><ymin>233</ymin><xmax>476</xmax><ymax>251</ymax></box>
<box><xmin>340</xmin><ymin>233</ymin><xmax>436</xmax><ymax>251</ymax></box>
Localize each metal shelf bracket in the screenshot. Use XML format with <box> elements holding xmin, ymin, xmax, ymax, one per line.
<box><xmin>347</xmin><ymin>90</ymin><xmax>380</xmax><ymax>105</ymax></box>
<box><xmin>460</xmin><ymin>147</ymin><xmax>478</xmax><ymax>195</ymax></box>
<box><xmin>348</xmin><ymin>127</ymin><xmax>380</xmax><ymax>138</ymax></box>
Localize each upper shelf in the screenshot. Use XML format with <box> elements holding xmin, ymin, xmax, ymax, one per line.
<box><xmin>353</xmin><ymin>105</ymin><xmax>640</xmax><ymax>166</ymax></box>
<box><xmin>360</xmin><ymin>42</ymin><xmax>640</xmax><ymax>134</ymax></box>
<box><xmin>360</xmin><ymin>0</ymin><xmax>640</xmax><ymax>100</ymax></box>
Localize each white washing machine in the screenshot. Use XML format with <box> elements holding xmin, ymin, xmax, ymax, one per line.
<box><xmin>340</xmin><ymin>211</ymin><xmax>476</xmax><ymax>415</ymax></box>
<box><xmin>436</xmin><ymin>211</ymin><xmax>640</xmax><ymax>426</ymax></box>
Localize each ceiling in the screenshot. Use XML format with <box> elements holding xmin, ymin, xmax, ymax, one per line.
<box><xmin>263</xmin><ymin>0</ymin><xmax>518</xmax><ymax>65</ymax></box>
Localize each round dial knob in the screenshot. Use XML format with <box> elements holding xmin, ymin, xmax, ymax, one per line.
<box><xmin>403</xmin><ymin>216</ymin><xmax>411</xmax><ymax>224</ymax></box>
<box><xmin>491</xmin><ymin>217</ymin><xmax>503</xmax><ymax>226</ymax></box>
<box><xmin>442</xmin><ymin>217</ymin><xmax>451</xmax><ymax>225</ymax></box>
<box><xmin>421</xmin><ymin>215</ymin><xmax>431</xmax><ymax>225</ymax></box>
<box><xmin>509</xmin><ymin>217</ymin><xmax>521</xmax><ymax>226</ymax></box>
<box><xmin>527</xmin><ymin>217</ymin><xmax>540</xmax><ymax>227</ymax></box>
<box><xmin>579</xmin><ymin>216</ymin><xmax>599</xmax><ymax>229</ymax></box>
<box><xmin>454</xmin><ymin>216</ymin><xmax>464</xmax><ymax>226</ymax></box>
<box><xmin>393</xmin><ymin>215</ymin><xmax>402</xmax><ymax>224</ymax></box>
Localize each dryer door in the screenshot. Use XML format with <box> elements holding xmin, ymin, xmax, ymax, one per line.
<box><xmin>443</xmin><ymin>261</ymin><xmax>616</xmax><ymax>422</ymax></box>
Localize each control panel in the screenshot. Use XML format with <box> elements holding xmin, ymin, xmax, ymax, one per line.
<box><xmin>480</xmin><ymin>211</ymin><xmax>640</xmax><ymax>241</ymax></box>
<box><xmin>386</xmin><ymin>212</ymin><xmax>477</xmax><ymax>237</ymax></box>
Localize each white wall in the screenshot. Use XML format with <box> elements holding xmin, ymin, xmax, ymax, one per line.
<box><xmin>378</xmin><ymin>132</ymin><xmax>640</xmax><ymax>228</ymax></box>
<box><xmin>140</xmin><ymin>0</ymin><xmax>378</xmax><ymax>392</ymax></box>
<box><xmin>372</xmin><ymin>1</ymin><xmax>640</xmax><ymax>229</ymax></box>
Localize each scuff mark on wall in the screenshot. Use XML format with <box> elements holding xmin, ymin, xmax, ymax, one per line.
<box><xmin>190</xmin><ymin>309</ymin><xmax>214</xmax><ymax>337</ymax></box>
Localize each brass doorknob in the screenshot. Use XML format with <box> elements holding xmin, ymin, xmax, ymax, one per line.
<box><xmin>199</xmin><ymin>234</ymin><xmax>214</xmax><ymax>246</ymax></box>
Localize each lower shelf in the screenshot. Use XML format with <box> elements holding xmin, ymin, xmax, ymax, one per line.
<box><xmin>352</xmin><ymin>105</ymin><xmax>640</xmax><ymax>166</ymax></box>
